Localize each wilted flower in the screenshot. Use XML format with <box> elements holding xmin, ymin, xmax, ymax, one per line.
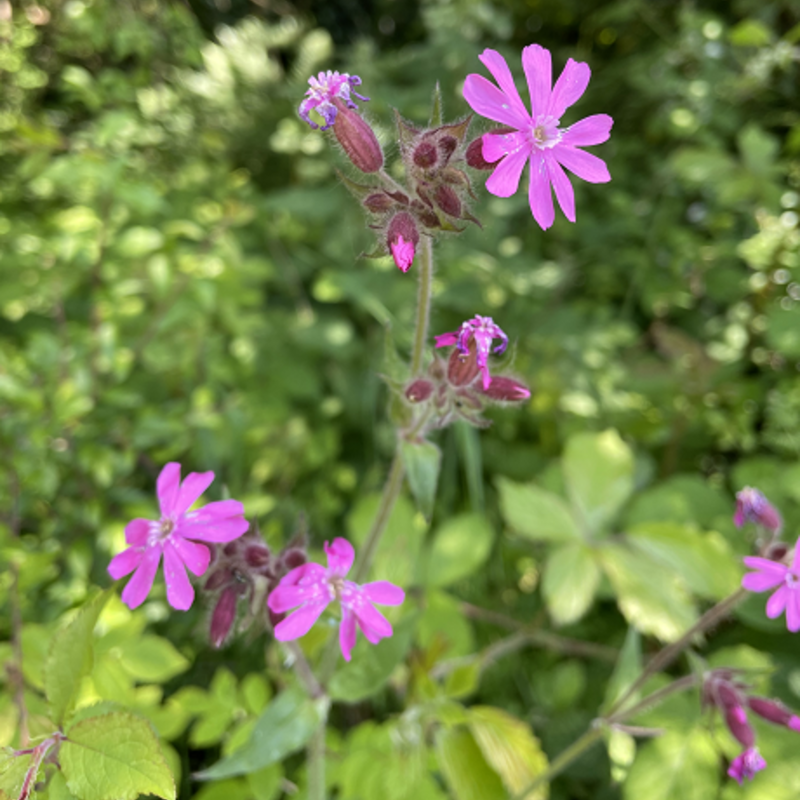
<box><xmin>108</xmin><ymin>463</ymin><xmax>249</xmax><ymax>611</ymax></box>
<box><xmin>299</xmin><ymin>71</ymin><xmax>369</xmax><ymax>131</ymax></box>
<box><xmin>463</xmin><ymin>45</ymin><xmax>612</xmax><ymax>229</ymax></box>
<box><xmin>728</xmin><ymin>748</ymin><xmax>767</xmax><ymax>785</ymax></box>
<box><xmin>742</xmin><ymin>538</ymin><xmax>800</xmax><ymax>632</ymax></box>
<box><xmin>734</xmin><ymin>487</ymin><xmax>782</xmax><ymax>533</ymax></box>
<box><xmin>387</xmin><ymin>212</ymin><xmax>420</xmax><ymax>273</ymax></box>
<box><xmin>435</xmin><ymin>315</ymin><xmax>508</xmax><ymax>390</ymax></box>
<box><xmin>267</xmin><ymin>537</ymin><xmax>405</xmax><ymax>661</ymax></box>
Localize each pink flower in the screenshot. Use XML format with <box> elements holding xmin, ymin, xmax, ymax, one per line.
<box><xmin>728</xmin><ymin>748</ymin><xmax>767</xmax><ymax>784</ymax></box>
<box><xmin>390</xmin><ymin>235</ymin><xmax>415</xmax><ymax>273</ymax></box>
<box><xmin>742</xmin><ymin>539</ymin><xmax>800</xmax><ymax>632</ymax></box>
<box><xmin>299</xmin><ymin>71</ymin><xmax>369</xmax><ymax>131</ymax></box>
<box><xmin>435</xmin><ymin>315</ymin><xmax>508</xmax><ymax>390</ymax></box>
<box><xmin>734</xmin><ymin>487</ymin><xmax>782</xmax><ymax>533</ymax></box>
<box><xmin>108</xmin><ymin>463</ymin><xmax>249</xmax><ymax>611</ymax></box>
<box><xmin>267</xmin><ymin>538</ymin><xmax>405</xmax><ymax>661</ymax></box>
<box><xmin>463</xmin><ymin>45</ymin><xmax>612</xmax><ymax>229</ymax></box>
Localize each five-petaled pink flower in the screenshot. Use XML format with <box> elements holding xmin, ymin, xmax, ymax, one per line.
<box><xmin>108</xmin><ymin>463</ymin><xmax>249</xmax><ymax>611</ymax></box>
<box><xmin>435</xmin><ymin>315</ymin><xmax>508</xmax><ymax>390</ymax></box>
<box><xmin>728</xmin><ymin>747</ymin><xmax>767</xmax><ymax>785</ymax></box>
<box><xmin>463</xmin><ymin>45</ymin><xmax>612</xmax><ymax>230</ymax></box>
<box><xmin>742</xmin><ymin>538</ymin><xmax>800</xmax><ymax>632</ymax></box>
<box><xmin>267</xmin><ymin>537</ymin><xmax>405</xmax><ymax>661</ymax></box>
<box><xmin>299</xmin><ymin>71</ymin><xmax>369</xmax><ymax>131</ymax></box>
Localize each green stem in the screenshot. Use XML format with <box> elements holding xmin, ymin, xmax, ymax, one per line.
<box><xmin>307</xmin><ymin>723</ymin><xmax>327</xmax><ymax>800</ymax></box>
<box><xmin>411</xmin><ymin>236</ymin><xmax>433</xmax><ymax>375</ymax></box>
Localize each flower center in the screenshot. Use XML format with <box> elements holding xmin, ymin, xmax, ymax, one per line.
<box><xmin>528</xmin><ymin>115</ymin><xmax>562</xmax><ymax>150</ymax></box>
<box><xmin>787</xmin><ymin>571</ymin><xmax>799</xmax><ymax>589</ymax></box>
<box><xmin>328</xmin><ymin>575</ymin><xmax>345</xmax><ymax>601</ymax></box>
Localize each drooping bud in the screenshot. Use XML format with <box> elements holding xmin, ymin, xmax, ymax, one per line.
<box><xmin>413</xmin><ymin>140</ymin><xmax>438</xmax><ymax>169</ymax></box>
<box><xmin>333</xmin><ymin>100</ymin><xmax>384</xmax><ymax>173</ymax></box>
<box><xmin>405</xmin><ymin>379</ymin><xmax>434</xmax><ymax>403</ymax></box>
<box><xmin>748</xmin><ymin>697</ymin><xmax>800</xmax><ymax>732</ymax></box>
<box><xmin>434</xmin><ymin>184</ymin><xmax>462</xmax><ymax>218</ymax></box>
<box><xmin>725</xmin><ymin>705</ymin><xmax>756</xmax><ymax>748</ymax></box>
<box><xmin>387</xmin><ymin>212</ymin><xmax>419</xmax><ymax>273</ymax></box>
<box><xmin>210</xmin><ymin>587</ymin><xmax>239</xmax><ymax>648</ymax></box>
<box><xmin>734</xmin><ymin>487</ymin><xmax>782</xmax><ymax>533</ymax></box>
<box><xmin>477</xmin><ymin>376</ymin><xmax>531</xmax><ymax>402</ymax></box>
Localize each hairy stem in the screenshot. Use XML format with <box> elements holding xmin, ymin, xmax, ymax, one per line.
<box><xmin>411</xmin><ymin>236</ymin><xmax>433</xmax><ymax>375</ymax></box>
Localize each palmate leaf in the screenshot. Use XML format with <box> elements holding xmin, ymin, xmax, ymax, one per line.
<box><xmin>496</xmin><ymin>477</ymin><xmax>581</xmax><ymax>542</ymax></box>
<box><xmin>542</xmin><ymin>542</ymin><xmax>601</xmax><ymax>626</ymax></box>
<box><xmin>435</xmin><ymin>727</ymin><xmax>506</xmax><ymax>800</ymax></box>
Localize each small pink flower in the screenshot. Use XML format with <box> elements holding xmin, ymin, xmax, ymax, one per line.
<box><xmin>267</xmin><ymin>538</ymin><xmax>405</xmax><ymax>661</ymax></box>
<box><xmin>734</xmin><ymin>487</ymin><xmax>782</xmax><ymax>533</ymax></box>
<box><xmin>728</xmin><ymin>747</ymin><xmax>767</xmax><ymax>784</ymax></box>
<box><xmin>435</xmin><ymin>315</ymin><xmax>508</xmax><ymax>390</ymax></box>
<box><xmin>463</xmin><ymin>45</ymin><xmax>612</xmax><ymax>229</ymax></box>
<box><xmin>299</xmin><ymin>71</ymin><xmax>369</xmax><ymax>131</ymax></box>
<box><xmin>390</xmin><ymin>235</ymin><xmax>415</xmax><ymax>273</ymax></box>
<box><xmin>742</xmin><ymin>539</ymin><xmax>800</xmax><ymax>632</ymax></box>
<box><xmin>108</xmin><ymin>463</ymin><xmax>249</xmax><ymax>611</ymax></box>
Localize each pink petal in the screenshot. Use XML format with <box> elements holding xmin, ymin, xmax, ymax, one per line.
<box><xmin>339</xmin><ymin>608</ymin><xmax>358</xmax><ymax>662</ymax></box>
<box><xmin>163</xmin><ymin>544</ymin><xmax>194</xmax><ymax>611</ymax></box>
<box><xmin>362</xmin><ymin>581</ymin><xmax>405</xmax><ymax>606</ymax></box>
<box><xmin>108</xmin><ymin>547</ymin><xmax>144</xmax><ymax>580</ymax></box>
<box><xmin>325</xmin><ymin>538</ymin><xmax>354</xmax><ymax>577</ymax></box>
<box><xmin>435</xmin><ymin>332</ymin><xmax>459</xmax><ymax>348</ymax></box>
<box><xmin>483</xmin><ymin>130</ymin><xmax>528</xmax><ymax>164</ymax></box>
<box><xmin>273</xmin><ymin>601</ymin><xmax>328</xmax><ymax>641</ymax></box>
<box><xmin>174</xmin><ymin>470</ymin><xmax>215</xmax><ymax>516</ymax></box>
<box><xmin>120</xmin><ymin>547</ymin><xmax>161</xmax><ymax>610</ymax></box>
<box><xmin>766</xmin><ymin>586</ymin><xmax>788</xmax><ymax>619</ymax></box>
<box><xmin>485</xmin><ymin>147</ymin><xmax>530</xmax><ymax>198</ymax></box>
<box><xmin>480</xmin><ymin>365</ymin><xmax>491</xmax><ymax>391</ymax></box>
<box><xmin>528</xmin><ymin>152</ymin><xmax>555</xmax><ymax>230</ymax></box>
<box><xmin>553</xmin><ymin>145</ymin><xmax>611</xmax><ymax>184</ymax></box>
<box><xmin>170</xmin><ymin>537</ymin><xmax>210</xmax><ymax>577</ymax></box>
<box><xmin>521</xmin><ymin>44</ymin><xmax>552</xmax><ymax>120</ymax></box>
<box><xmin>268</xmin><ymin>578</ymin><xmax>330</xmax><ymax>613</ymax></box>
<box><xmin>742</xmin><ymin>557</ymin><xmax>789</xmax><ymax>578</ymax></box>
<box><xmin>545</xmin><ymin>153</ymin><xmax>576</xmax><ymax>222</ymax></box>
<box><xmin>354</xmin><ymin>602</ymin><xmax>393</xmax><ymax>642</ymax></box>
<box><xmin>274</xmin><ymin>562</ymin><xmax>328</xmax><ymax>590</ymax></box>
<box><xmin>463</xmin><ymin>74</ymin><xmax>529</xmax><ymax>128</ymax></box>
<box><xmin>157</xmin><ymin>463</ymin><xmax>182</xmax><ymax>517</ymax></box>
<box><xmin>125</xmin><ymin>518</ymin><xmax>152</xmax><ymax>546</ymax></box>
<box><xmin>548</xmin><ymin>58</ymin><xmax>591</xmax><ymax>119</ymax></box>
<box><xmin>477</xmin><ymin>49</ymin><xmax>530</xmax><ymax>122</ymax></box>
<box><xmin>181</xmin><ymin>516</ymin><xmax>249</xmax><ymax>544</ymax></box>
<box><xmin>742</xmin><ymin>570</ymin><xmax>786</xmax><ymax>592</ymax></box>
<box><xmin>787</xmin><ymin>589</ymin><xmax>800</xmax><ymax>633</ymax></box>
<box><xmin>561</xmin><ymin>114</ymin><xmax>614</xmax><ymax>147</ymax></box>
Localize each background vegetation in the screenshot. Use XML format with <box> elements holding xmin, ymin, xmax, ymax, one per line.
<box><xmin>1</xmin><ymin>0</ymin><xmax>799</xmax><ymax>798</ymax></box>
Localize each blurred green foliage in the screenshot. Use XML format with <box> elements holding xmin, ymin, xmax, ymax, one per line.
<box><xmin>1</xmin><ymin>0</ymin><xmax>799</xmax><ymax>798</ymax></box>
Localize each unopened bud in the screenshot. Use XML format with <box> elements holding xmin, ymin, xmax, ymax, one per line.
<box><xmin>438</xmin><ymin>135</ymin><xmax>457</xmax><ymax>162</ymax></box>
<box><xmin>435</xmin><ymin>185</ymin><xmax>462</xmax><ymax>218</ymax></box>
<box><xmin>478</xmin><ymin>376</ymin><xmax>531</xmax><ymax>402</ymax></box>
<box><xmin>725</xmin><ymin>705</ymin><xmax>755</xmax><ymax>748</ymax></box>
<box><xmin>454</xmin><ymin>388</ymin><xmax>483</xmax><ymax>410</ymax></box>
<box><xmin>244</xmin><ymin>545</ymin><xmax>271</xmax><ymax>569</ymax></box>
<box><xmin>465</xmin><ymin>128</ymin><xmax>513</xmax><ymax>170</ymax></box>
<box><xmin>447</xmin><ymin>342</ymin><xmax>480</xmax><ymax>387</ymax></box>
<box><xmin>333</xmin><ymin>100</ymin><xmax>383</xmax><ymax>173</ymax></box>
<box><xmin>210</xmin><ymin>587</ymin><xmax>238</xmax><ymax>648</ymax></box>
<box><xmin>387</xmin><ymin>212</ymin><xmax>419</xmax><ymax>273</ymax></box>
<box><xmin>734</xmin><ymin>487</ymin><xmax>782</xmax><ymax>533</ymax></box>
<box><xmin>205</xmin><ymin>568</ymin><xmax>232</xmax><ymax>592</ymax></box>
<box><xmin>748</xmin><ymin>697</ymin><xmax>800</xmax><ymax>732</ymax></box>
<box><xmin>281</xmin><ymin>548</ymin><xmax>307</xmax><ymax>572</ymax></box>
<box><xmin>413</xmin><ymin>140</ymin><xmax>438</xmax><ymax>169</ymax></box>
<box><xmin>364</xmin><ymin>192</ymin><xmax>395</xmax><ymax>213</ymax></box>
<box><xmin>405</xmin><ymin>379</ymin><xmax>434</xmax><ymax>403</ymax></box>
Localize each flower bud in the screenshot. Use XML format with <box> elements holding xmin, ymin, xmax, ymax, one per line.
<box><xmin>333</xmin><ymin>100</ymin><xmax>383</xmax><ymax>173</ymax></box>
<box><xmin>413</xmin><ymin>140</ymin><xmax>438</xmax><ymax>169</ymax></box>
<box><xmin>244</xmin><ymin>545</ymin><xmax>271</xmax><ymax>570</ymax></box>
<box><xmin>477</xmin><ymin>376</ymin><xmax>531</xmax><ymax>402</ymax></box>
<box><xmin>454</xmin><ymin>388</ymin><xmax>483</xmax><ymax>410</ymax></box>
<box><xmin>734</xmin><ymin>487</ymin><xmax>782</xmax><ymax>533</ymax></box>
<box><xmin>364</xmin><ymin>192</ymin><xmax>395</xmax><ymax>214</ymax></box>
<box><xmin>438</xmin><ymin>135</ymin><xmax>457</xmax><ymax>163</ymax></box>
<box><xmin>435</xmin><ymin>185</ymin><xmax>462</xmax><ymax>218</ymax></box>
<box><xmin>204</xmin><ymin>568</ymin><xmax>232</xmax><ymax>592</ymax></box>
<box><xmin>447</xmin><ymin>342</ymin><xmax>480</xmax><ymax>387</ymax></box>
<box><xmin>210</xmin><ymin>587</ymin><xmax>238</xmax><ymax>649</ymax></box>
<box><xmin>405</xmin><ymin>379</ymin><xmax>434</xmax><ymax>403</ymax></box>
<box><xmin>725</xmin><ymin>705</ymin><xmax>755</xmax><ymax>748</ymax></box>
<box><xmin>280</xmin><ymin>548</ymin><xmax>307</xmax><ymax>571</ymax></box>
<box><xmin>387</xmin><ymin>212</ymin><xmax>420</xmax><ymax>273</ymax></box>
<box><xmin>466</xmin><ymin>128</ymin><xmax>513</xmax><ymax>170</ymax></box>
<box><xmin>748</xmin><ymin>697</ymin><xmax>800</xmax><ymax>732</ymax></box>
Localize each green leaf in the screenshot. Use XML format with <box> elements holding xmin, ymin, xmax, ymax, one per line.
<box><xmin>542</xmin><ymin>542</ymin><xmax>600</xmax><ymax>626</ymax></box>
<box><xmin>562</xmin><ymin>430</ymin><xmax>634</xmax><ymax>534</ymax></box>
<box><xmin>435</xmin><ymin>727</ymin><xmax>506</xmax><ymax>800</ymax></box>
<box><xmin>61</xmin><ymin>711</ymin><xmax>175</xmax><ymax>800</ymax></box>
<box><xmin>599</xmin><ymin>543</ymin><xmax>697</xmax><ymax>642</ymax></box>
<box><xmin>467</xmin><ymin>706</ymin><xmax>549</xmax><ymax>800</ymax></box>
<box><xmin>195</xmin><ymin>688</ymin><xmax>325</xmax><ymax>780</ymax></box>
<box><xmin>602</xmin><ymin>627</ymin><xmax>642</xmax><ymax>714</ymax></box>
<box><xmin>444</xmin><ymin>662</ymin><xmax>481</xmax><ymax>700</ymax></box>
<box><xmin>626</xmin><ymin>522</ymin><xmax>740</xmax><ymax>599</ymax></box>
<box><xmin>425</xmin><ymin>513</ymin><xmax>494</xmax><ymax>588</ymax></box>
<box><xmin>117</xmin><ymin>635</ymin><xmax>190</xmax><ymax>683</ymax></box>
<box><xmin>496</xmin><ymin>477</ymin><xmax>581</xmax><ymax>542</ymax></box>
<box><xmin>49</xmin><ymin>770</ymin><xmax>81</xmax><ymax>800</ymax></box>
<box><xmin>623</xmin><ymin>729</ymin><xmax>719</xmax><ymax>800</ymax></box>
<box><xmin>623</xmin><ymin>475</ymin><xmax>730</xmax><ymax>529</ymax></box>
<box><xmin>606</xmin><ymin>729</ymin><xmax>636</xmax><ymax>785</ymax></box>
<box><xmin>329</xmin><ymin>615</ymin><xmax>415</xmax><ymax>702</ymax></box>
<box><xmin>729</xmin><ymin>19</ymin><xmax>773</xmax><ymax>47</ymax></box>
<box><xmin>401</xmin><ymin>439</ymin><xmax>441</xmax><ymax>521</ymax></box>
<box><xmin>0</xmin><ymin>748</ymin><xmax>33</xmax><ymax>800</ymax></box>
<box><xmin>44</xmin><ymin>589</ymin><xmax>110</xmax><ymax>726</ymax></box>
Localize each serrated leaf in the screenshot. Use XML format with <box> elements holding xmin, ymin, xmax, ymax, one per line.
<box><xmin>602</xmin><ymin>627</ymin><xmax>642</xmax><ymax>714</ymax></box>
<box><xmin>0</xmin><ymin>748</ymin><xmax>33</xmax><ymax>800</ymax></box>
<box><xmin>542</xmin><ymin>543</ymin><xmax>600</xmax><ymax>626</ymax></box>
<box><xmin>562</xmin><ymin>430</ymin><xmax>634</xmax><ymax>535</ymax></box>
<box><xmin>195</xmin><ymin>688</ymin><xmax>325</xmax><ymax>780</ymax></box>
<box><xmin>44</xmin><ymin>590</ymin><xmax>110</xmax><ymax>726</ymax></box>
<box><xmin>329</xmin><ymin>615</ymin><xmax>415</xmax><ymax>702</ymax></box>
<box><xmin>468</xmin><ymin>707</ymin><xmax>549</xmax><ymax>800</ymax></box>
<box><xmin>61</xmin><ymin>711</ymin><xmax>175</xmax><ymax>800</ymax></box>
<box><xmin>444</xmin><ymin>662</ymin><xmax>480</xmax><ymax>700</ymax></box>
<box><xmin>117</xmin><ymin>635</ymin><xmax>189</xmax><ymax>683</ymax></box>
<box><xmin>401</xmin><ymin>439</ymin><xmax>441</xmax><ymax>521</ymax></box>
<box><xmin>599</xmin><ymin>543</ymin><xmax>697</xmax><ymax>642</ymax></box>
<box><xmin>496</xmin><ymin>477</ymin><xmax>581</xmax><ymax>542</ymax></box>
<box><xmin>425</xmin><ymin>513</ymin><xmax>494</xmax><ymax>588</ymax></box>
<box><xmin>435</xmin><ymin>727</ymin><xmax>506</xmax><ymax>800</ymax></box>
